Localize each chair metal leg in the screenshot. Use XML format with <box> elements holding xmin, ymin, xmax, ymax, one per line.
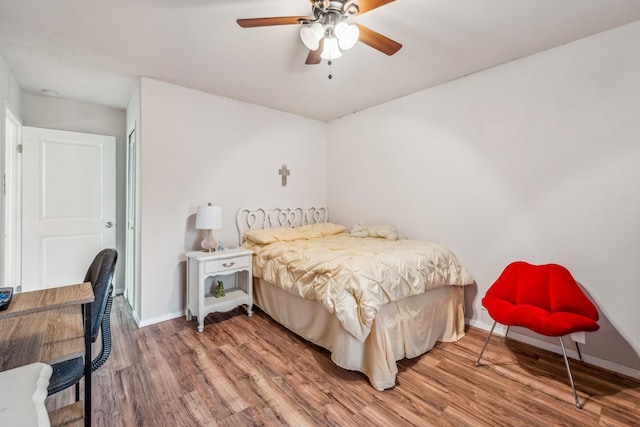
<box><xmin>575</xmin><ymin>341</ymin><xmax>584</xmax><ymax>363</ymax></box>
<box><xmin>476</xmin><ymin>321</ymin><xmax>497</xmax><ymax>366</ymax></box>
<box><xmin>559</xmin><ymin>337</ymin><xmax>582</xmax><ymax>409</ymax></box>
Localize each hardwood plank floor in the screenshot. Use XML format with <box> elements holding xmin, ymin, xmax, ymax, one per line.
<box><xmin>47</xmin><ymin>296</ymin><xmax>640</xmax><ymax>426</ymax></box>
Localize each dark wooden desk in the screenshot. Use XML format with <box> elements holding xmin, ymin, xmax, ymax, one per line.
<box><xmin>0</xmin><ymin>283</ymin><xmax>94</xmax><ymax>426</ymax></box>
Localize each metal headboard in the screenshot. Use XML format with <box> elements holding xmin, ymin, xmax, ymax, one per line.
<box><xmin>236</xmin><ymin>206</ymin><xmax>328</xmax><ymax>244</ymax></box>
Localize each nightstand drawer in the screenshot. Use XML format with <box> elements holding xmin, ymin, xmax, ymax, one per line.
<box><xmin>204</xmin><ymin>256</ymin><xmax>250</xmax><ymax>273</ymax></box>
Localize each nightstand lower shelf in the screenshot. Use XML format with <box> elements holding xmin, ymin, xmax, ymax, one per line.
<box><xmin>190</xmin><ymin>289</ymin><xmax>253</xmax><ymax>332</ymax></box>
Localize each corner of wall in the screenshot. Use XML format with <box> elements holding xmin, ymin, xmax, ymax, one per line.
<box><xmin>0</xmin><ymin>55</ymin><xmax>21</xmax><ymax>116</ymax></box>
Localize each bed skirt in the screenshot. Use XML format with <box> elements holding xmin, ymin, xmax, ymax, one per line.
<box><xmin>253</xmin><ymin>278</ymin><xmax>466</xmax><ymax>390</ymax></box>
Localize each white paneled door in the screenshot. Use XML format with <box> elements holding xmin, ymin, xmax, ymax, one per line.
<box><xmin>21</xmin><ymin>127</ymin><xmax>115</xmax><ymax>292</ymax></box>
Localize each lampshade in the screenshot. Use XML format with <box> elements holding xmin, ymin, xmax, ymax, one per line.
<box><xmin>335</xmin><ymin>22</ymin><xmax>359</xmax><ymax>50</ymax></box>
<box><xmin>195</xmin><ymin>204</ymin><xmax>222</xmax><ymax>252</ymax></box>
<box><xmin>195</xmin><ymin>204</ymin><xmax>222</xmax><ymax>230</ymax></box>
<box><xmin>300</xmin><ymin>22</ymin><xmax>325</xmax><ymax>50</ymax></box>
<box><xmin>321</xmin><ymin>37</ymin><xmax>342</xmax><ymax>60</ymax></box>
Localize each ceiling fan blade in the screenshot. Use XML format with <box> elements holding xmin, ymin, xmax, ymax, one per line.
<box><xmin>305</xmin><ymin>49</ymin><xmax>322</xmax><ymax>65</ymax></box>
<box><xmin>355</xmin><ymin>23</ymin><xmax>402</xmax><ymax>55</ymax></box>
<box><xmin>356</xmin><ymin>0</ymin><xmax>395</xmax><ymax>15</ymax></box>
<box><xmin>237</xmin><ymin>16</ymin><xmax>309</xmax><ymax>28</ymax></box>
<box><xmin>306</xmin><ymin>39</ymin><xmax>323</xmax><ymax>65</ymax></box>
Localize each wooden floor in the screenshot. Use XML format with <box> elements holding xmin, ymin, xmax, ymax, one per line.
<box><xmin>47</xmin><ymin>296</ymin><xmax>640</xmax><ymax>426</ymax></box>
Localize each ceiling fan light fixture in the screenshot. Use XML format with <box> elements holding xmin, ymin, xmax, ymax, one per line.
<box><xmin>300</xmin><ymin>22</ymin><xmax>324</xmax><ymax>50</ymax></box>
<box><xmin>320</xmin><ymin>36</ymin><xmax>342</xmax><ymax>60</ymax></box>
<box><xmin>336</xmin><ymin>23</ymin><xmax>359</xmax><ymax>50</ymax></box>
<box><xmin>334</xmin><ymin>21</ymin><xmax>347</xmax><ymax>34</ymax></box>
<box><xmin>238</xmin><ymin>0</ymin><xmax>401</xmax><ymax>66</ymax></box>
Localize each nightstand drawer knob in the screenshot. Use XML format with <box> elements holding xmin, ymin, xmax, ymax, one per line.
<box><xmin>222</xmin><ymin>262</ymin><xmax>235</xmax><ymax>268</ymax></box>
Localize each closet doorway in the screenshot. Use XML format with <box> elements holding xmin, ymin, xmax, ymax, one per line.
<box><xmin>124</xmin><ymin>125</ymin><xmax>139</xmax><ymax>311</ymax></box>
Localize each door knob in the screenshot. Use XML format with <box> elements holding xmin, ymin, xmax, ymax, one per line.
<box><xmin>106</xmin><ymin>221</ymin><xmax>113</xmax><ymax>228</ymax></box>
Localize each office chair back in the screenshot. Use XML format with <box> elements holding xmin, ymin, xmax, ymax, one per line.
<box><xmin>85</xmin><ymin>248</ymin><xmax>118</xmax><ymax>342</ymax></box>
<box><xmin>47</xmin><ymin>248</ymin><xmax>118</xmax><ymax>397</ymax></box>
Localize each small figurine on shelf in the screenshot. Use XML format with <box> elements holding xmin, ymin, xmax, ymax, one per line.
<box><xmin>217</xmin><ymin>240</ymin><xmax>225</xmax><ymax>251</ymax></box>
<box><xmin>214</xmin><ymin>281</ymin><xmax>225</xmax><ymax>298</ymax></box>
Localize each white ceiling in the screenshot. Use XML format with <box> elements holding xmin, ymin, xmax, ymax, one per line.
<box><xmin>1</xmin><ymin>0</ymin><xmax>639</xmax><ymax>122</ymax></box>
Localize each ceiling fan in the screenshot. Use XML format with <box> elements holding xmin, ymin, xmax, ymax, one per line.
<box><xmin>237</xmin><ymin>0</ymin><xmax>402</xmax><ymax>65</ymax></box>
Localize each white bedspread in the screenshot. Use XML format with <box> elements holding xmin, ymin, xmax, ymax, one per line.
<box><xmin>243</xmin><ymin>232</ymin><xmax>474</xmax><ymax>342</ymax></box>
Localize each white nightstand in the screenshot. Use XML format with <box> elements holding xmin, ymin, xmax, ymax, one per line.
<box><xmin>185</xmin><ymin>247</ymin><xmax>253</xmax><ymax>332</ymax></box>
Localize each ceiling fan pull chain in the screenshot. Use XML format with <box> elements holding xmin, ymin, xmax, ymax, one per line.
<box><xmin>328</xmin><ymin>60</ymin><xmax>333</xmax><ymax>79</ymax></box>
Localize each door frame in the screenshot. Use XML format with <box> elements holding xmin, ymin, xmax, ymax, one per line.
<box><xmin>2</xmin><ymin>102</ymin><xmax>22</xmax><ymax>290</ymax></box>
<box><xmin>125</xmin><ymin>121</ymin><xmax>141</xmax><ymax>321</ymax></box>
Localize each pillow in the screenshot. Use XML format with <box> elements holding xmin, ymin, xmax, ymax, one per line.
<box><xmin>349</xmin><ymin>223</ymin><xmax>405</xmax><ymax>241</ymax></box>
<box><xmin>244</xmin><ymin>222</ymin><xmax>346</xmax><ymax>244</ymax></box>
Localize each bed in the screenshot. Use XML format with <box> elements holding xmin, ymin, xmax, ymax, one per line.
<box><xmin>236</xmin><ymin>206</ymin><xmax>475</xmax><ymax>390</ymax></box>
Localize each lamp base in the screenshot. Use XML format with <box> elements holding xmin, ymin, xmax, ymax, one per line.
<box><xmin>200</xmin><ymin>230</ymin><xmax>218</xmax><ymax>252</ymax></box>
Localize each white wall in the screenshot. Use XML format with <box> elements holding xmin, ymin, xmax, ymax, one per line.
<box><xmin>136</xmin><ymin>78</ymin><xmax>327</xmax><ymax>325</ymax></box>
<box><xmin>327</xmin><ymin>22</ymin><xmax>640</xmax><ymax>372</ymax></box>
<box><xmin>0</xmin><ymin>55</ymin><xmax>21</xmax><ymax>113</ymax></box>
<box><xmin>20</xmin><ymin>93</ymin><xmax>127</xmax><ymax>293</ymax></box>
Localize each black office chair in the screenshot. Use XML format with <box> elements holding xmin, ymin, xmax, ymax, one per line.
<box><xmin>47</xmin><ymin>248</ymin><xmax>118</xmax><ymax>399</ymax></box>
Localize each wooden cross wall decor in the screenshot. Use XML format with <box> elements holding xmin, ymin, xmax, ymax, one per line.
<box><xmin>279</xmin><ymin>164</ymin><xmax>290</xmax><ymax>187</ymax></box>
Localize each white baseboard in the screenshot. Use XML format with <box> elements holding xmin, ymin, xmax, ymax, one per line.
<box><xmin>466</xmin><ymin>318</ymin><xmax>640</xmax><ymax>381</ymax></box>
<box><xmin>115</xmin><ymin>293</ymin><xmax>182</xmax><ymax>328</ymax></box>
<box><xmin>131</xmin><ymin>310</ymin><xmax>141</xmax><ymax>327</ymax></box>
<box><xmin>137</xmin><ymin>310</ymin><xmax>184</xmax><ymax>328</ymax></box>
<box><xmin>467</xmin><ymin>318</ymin><xmax>508</xmax><ymax>336</ymax></box>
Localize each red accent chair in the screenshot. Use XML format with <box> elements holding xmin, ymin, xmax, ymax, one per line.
<box><xmin>475</xmin><ymin>261</ymin><xmax>599</xmax><ymax>408</ymax></box>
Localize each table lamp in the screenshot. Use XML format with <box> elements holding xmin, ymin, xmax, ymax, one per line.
<box><xmin>195</xmin><ymin>203</ymin><xmax>222</xmax><ymax>252</ymax></box>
